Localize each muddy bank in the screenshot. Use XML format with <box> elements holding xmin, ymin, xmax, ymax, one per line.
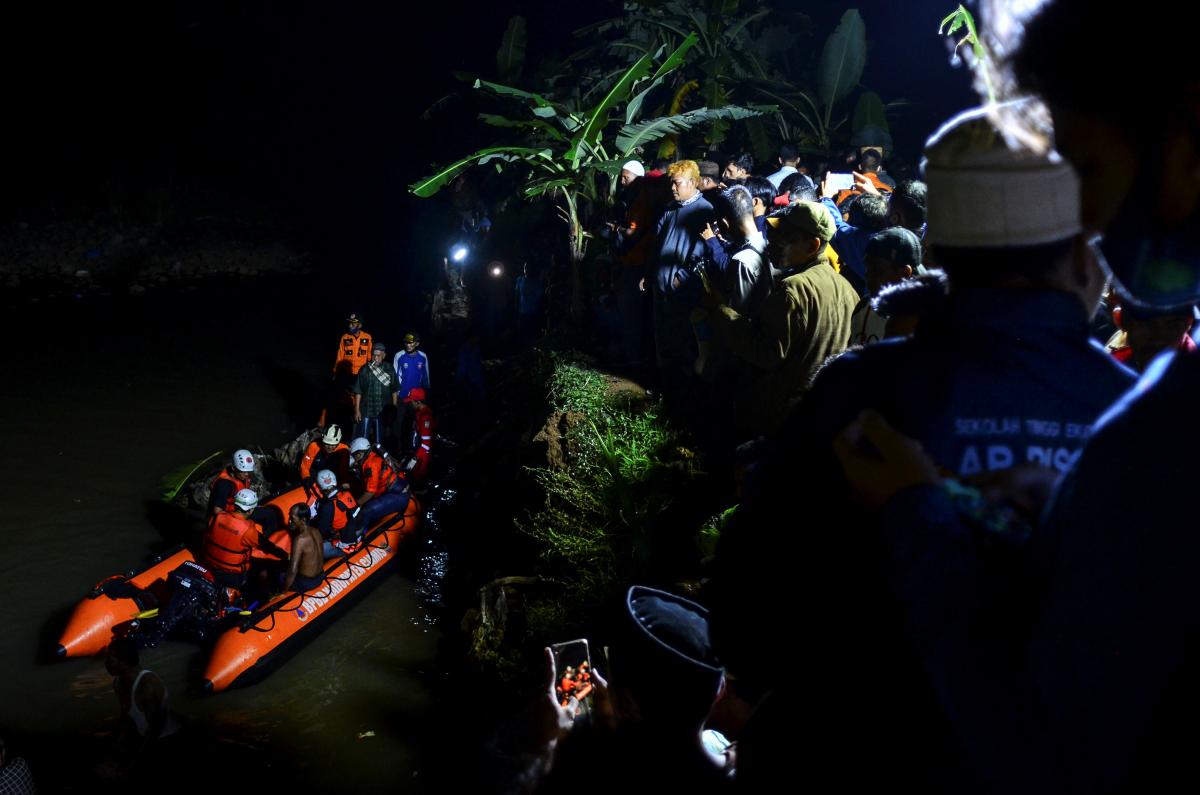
<box><xmin>426</xmin><ymin>348</ymin><xmax>733</xmax><ymax>789</ymax></box>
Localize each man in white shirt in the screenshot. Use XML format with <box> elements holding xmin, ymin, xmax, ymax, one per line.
<box><xmin>765</xmin><ymin>142</ymin><xmax>803</xmax><ymax>190</ymax></box>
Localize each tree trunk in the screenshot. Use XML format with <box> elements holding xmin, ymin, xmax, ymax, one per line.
<box><xmin>565</xmin><ymin>192</ymin><xmax>587</xmax><ymax>324</ymax></box>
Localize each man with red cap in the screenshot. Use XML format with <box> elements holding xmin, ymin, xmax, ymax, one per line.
<box><xmin>404</xmin><ymin>387</ymin><xmax>434</xmax><ymax>482</ymax></box>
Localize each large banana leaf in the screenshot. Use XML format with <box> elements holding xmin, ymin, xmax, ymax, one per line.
<box><xmin>497</xmin><ymin>16</ymin><xmax>526</xmax><ymax>81</ymax></box>
<box><xmin>818</xmin><ymin>9</ymin><xmax>865</xmax><ymax>110</ymax></box>
<box><xmin>745</xmin><ymin>115</ymin><xmax>774</xmax><ymax>165</ymax></box>
<box><xmin>851</xmin><ymin>91</ymin><xmax>888</xmax><ymax>134</ymax></box>
<box><xmin>722</xmin><ymin>8</ymin><xmax>770</xmax><ymax>45</ymax></box>
<box><xmin>650</xmin><ymin>32</ymin><xmax>699</xmax><ymax>81</ymax></box>
<box><xmin>626</xmin><ymin>33</ymin><xmax>701</xmax><ymax>125</ymax></box>
<box><xmin>525</xmin><ymin>177</ymin><xmax>576</xmax><ymax>198</ymax></box>
<box><xmin>474</xmin><ymin>79</ymin><xmax>562</xmax><ymax>114</ymax></box>
<box><xmin>615</xmin><ymin>105</ymin><xmax>768</xmax><ymax>156</ymax></box>
<box><xmin>479</xmin><ymin>113</ymin><xmax>566</xmax><ymax>141</ymax></box>
<box><xmin>409</xmin><ymin>146</ymin><xmax>548</xmax><ymax>197</ymax></box>
<box><xmin>567</xmin><ymin>52</ymin><xmax>654</xmax><ymax>166</ymax></box>
<box><xmin>160</xmin><ymin>450</ymin><xmax>223</xmax><ymax>502</ymax></box>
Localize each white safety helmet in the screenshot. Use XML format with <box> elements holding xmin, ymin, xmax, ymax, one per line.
<box><xmin>234</xmin><ymin>488</ymin><xmax>258</xmax><ymax>512</ymax></box>
<box><xmin>348</xmin><ymin>437</ymin><xmax>372</xmax><ymax>455</ymax></box>
<box><xmin>233</xmin><ymin>449</ymin><xmax>256</xmax><ymax>473</ymax></box>
<box><xmin>322</xmin><ymin>424</ymin><xmax>343</xmax><ymax>446</ymax></box>
<box><xmin>315</xmin><ymin>469</ymin><xmax>338</xmax><ymax>493</ymax></box>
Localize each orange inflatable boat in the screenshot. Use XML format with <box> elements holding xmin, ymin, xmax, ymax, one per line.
<box><xmin>56</xmin><ymin>485</ymin><xmax>421</xmax><ymax>691</ymax></box>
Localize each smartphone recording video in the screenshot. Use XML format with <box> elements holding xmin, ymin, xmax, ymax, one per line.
<box><xmin>551</xmin><ymin>638</ymin><xmax>594</xmax><ymax>724</ymax></box>
<box><xmin>826</xmin><ymin>172</ymin><xmax>855</xmax><ymax>192</ymax></box>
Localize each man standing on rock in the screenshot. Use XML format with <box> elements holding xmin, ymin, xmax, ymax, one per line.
<box><xmin>393</xmin><ymin>331</ymin><xmax>431</xmax><ymax>400</ymax></box>
<box><xmin>322</xmin><ymin>312</ymin><xmax>372</xmax><ymax>429</ymax></box>
<box><xmin>334</xmin><ymin>312</ymin><xmax>372</xmax><ymax>376</ymax></box>
<box><xmin>353</xmin><ymin>342</ymin><xmax>399</xmax><ymax>446</ymax></box>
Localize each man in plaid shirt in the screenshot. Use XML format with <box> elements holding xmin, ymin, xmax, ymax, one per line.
<box><xmin>352</xmin><ymin>342</ymin><xmax>399</xmax><ymax>446</ymax></box>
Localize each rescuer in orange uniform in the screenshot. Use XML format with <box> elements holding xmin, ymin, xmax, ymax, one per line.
<box><xmin>334</xmin><ymin>313</ymin><xmax>373</xmax><ymax>376</ymax></box>
<box><xmin>208</xmin><ymin>449</ymin><xmax>256</xmax><ymax>517</ymax></box>
<box><xmin>348</xmin><ymin>436</ymin><xmax>410</xmax><ymax>528</ymax></box>
<box><xmin>299</xmin><ymin>424</ymin><xmax>350</xmax><ymax>493</ymax></box>
<box><xmin>321</xmin><ymin>313</ymin><xmax>373</xmax><ymax>429</ymax></box>
<box><xmin>200</xmin><ymin>488</ymin><xmax>287</xmax><ymax>590</ymax></box>
<box><xmin>312</xmin><ymin>469</ymin><xmax>361</xmax><ymax>559</ymax></box>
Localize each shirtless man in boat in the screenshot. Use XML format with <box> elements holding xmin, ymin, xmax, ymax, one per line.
<box><xmin>283</xmin><ymin>503</ymin><xmax>325</xmax><ymax>593</ymax></box>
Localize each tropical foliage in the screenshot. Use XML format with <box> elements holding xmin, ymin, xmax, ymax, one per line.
<box><xmin>515</xmin><ymin>355</ymin><xmax>701</xmax><ymax>637</ymax></box>
<box><xmin>410</xmin><ymin>34</ymin><xmax>767</xmax><ymax>318</ymax></box>
<box><xmin>940</xmin><ymin>4</ymin><xmax>995</xmax><ymax>103</ymax></box>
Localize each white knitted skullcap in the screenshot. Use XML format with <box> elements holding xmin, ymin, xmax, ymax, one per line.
<box><xmin>922</xmin><ymin>105</ymin><xmax>1081</xmax><ymax>247</ymax></box>
<box><xmin>621</xmin><ymin>160</ymin><xmax>645</xmax><ymax>177</ymax></box>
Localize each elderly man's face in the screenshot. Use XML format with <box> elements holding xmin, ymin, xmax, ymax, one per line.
<box><xmin>372</xmin><ymin>349</ymin><xmax>385</xmax><ymax>362</ymax></box>
<box><xmin>619</xmin><ymin>168</ymin><xmax>638</xmax><ymax>187</ymax></box>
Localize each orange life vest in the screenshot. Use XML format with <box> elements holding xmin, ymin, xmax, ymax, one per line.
<box><xmin>210</xmin><ymin>468</ymin><xmax>250</xmax><ymax>513</ymax></box>
<box><xmin>331</xmin><ymin>491</ymin><xmax>359</xmax><ymax>540</ymax></box>
<box><xmin>835</xmin><ymin>172</ymin><xmax>893</xmax><ymax>209</ymax></box>
<box><xmin>202</xmin><ymin>512</ymin><xmax>263</xmax><ymax>574</ymax></box>
<box><xmin>361</xmin><ymin>450</ymin><xmax>400</xmax><ymax>495</ymax></box>
<box><xmin>334</xmin><ymin>330</ymin><xmax>373</xmax><ymax>375</ymax></box>
<box><xmin>299</xmin><ymin>440</ymin><xmax>350</xmax><ymax>479</ymax></box>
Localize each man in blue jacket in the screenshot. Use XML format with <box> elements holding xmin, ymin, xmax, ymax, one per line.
<box><xmin>708</xmin><ymin>105</ymin><xmax>1137</xmax><ymax>792</ymax></box>
<box><xmin>651</xmin><ymin>160</ymin><xmax>715</xmax><ymax>395</ymax></box>
<box><xmin>393</xmin><ymin>331</ymin><xmax>431</xmax><ymax>399</ymax></box>
<box><xmin>827</xmin><ymin>3</ymin><xmax>1200</xmax><ymax>791</ymax></box>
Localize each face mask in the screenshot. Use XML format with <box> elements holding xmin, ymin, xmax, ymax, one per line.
<box><xmin>1099</xmin><ymin>116</ymin><xmax>1200</xmax><ymax>309</ymax></box>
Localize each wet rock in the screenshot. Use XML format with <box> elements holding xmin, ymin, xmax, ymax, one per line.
<box><xmin>273</xmin><ymin>428</ymin><xmax>320</xmax><ymax>470</ymax></box>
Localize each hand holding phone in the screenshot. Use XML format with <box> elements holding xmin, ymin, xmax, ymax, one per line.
<box><xmin>825</xmin><ymin>172</ymin><xmax>855</xmax><ymax>193</ymax></box>
<box><xmin>550</xmin><ymin>639</ymin><xmax>594</xmax><ymax>722</ymax></box>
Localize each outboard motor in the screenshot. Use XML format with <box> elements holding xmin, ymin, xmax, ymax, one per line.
<box><xmin>136</xmin><ymin>560</ymin><xmax>224</xmax><ymax>647</ymax></box>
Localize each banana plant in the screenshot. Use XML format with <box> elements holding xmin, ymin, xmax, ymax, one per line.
<box><xmin>410</xmin><ymin>33</ymin><xmax>769</xmax><ymax>321</ymax></box>
<box><xmin>940</xmin><ymin>4</ymin><xmax>995</xmax><ymax>104</ymax></box>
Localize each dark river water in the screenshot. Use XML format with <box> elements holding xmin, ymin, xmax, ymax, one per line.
<box><xmin>0</xmin><ymin>278</ymin><xmax>446</xmax><ymax>791</ymax></box>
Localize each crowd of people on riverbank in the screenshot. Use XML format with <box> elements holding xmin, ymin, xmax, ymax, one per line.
<box><xmin>516</xmin><ymin>0</ymin><xmax>1200</xmax><ymax>792</ymax></box>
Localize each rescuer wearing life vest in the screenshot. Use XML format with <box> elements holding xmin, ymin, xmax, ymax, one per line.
<box><xmin>404</xmin><ymin>387</ymin><xmax>434</xmax><ymax>483</ymax></box>
<box><xmin>333</xmin><ymin>312</ymin><xmax>373</xmax><ymax>377</ymax></box>
<box><xmin>348</xmin><ymin>436</ymin><xmax>410</xmax><ymax>529</ymax></box>
<box><xmin>312</xmin><ymin>469</ymin><xmax>361</xmax><ymax>559</ymax></box>
<box><xmin>208</xmin><ymin>449</ymin><xmax>257</xmax><ymax>517</ymax></box>
<box><xmin>200</xmin><ymin>488</ymin><xmax>287</xmax><ymax>590</ymax></box>
<box><xmin>299</xmin><ymin>424</ymin><xmax>350</xmax><ymax>493</ymax></box>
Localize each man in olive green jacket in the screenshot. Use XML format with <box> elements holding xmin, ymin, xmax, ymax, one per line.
<box><xmin>705</xmin><ymin>201</ymin><xmax>858</xmax><ymax>436</ymax></box>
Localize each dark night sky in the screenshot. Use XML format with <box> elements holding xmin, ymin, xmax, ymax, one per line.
<box><xmin>3</xmin><ymin>1</ymin><xmax>975</xmax><ymax>273</ymax></box>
